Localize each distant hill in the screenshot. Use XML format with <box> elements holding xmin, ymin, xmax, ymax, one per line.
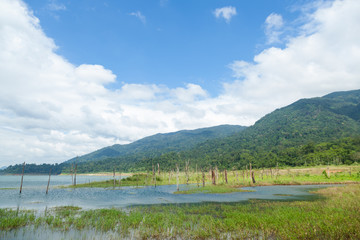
<box><xmin>65</xmin><ymin>124</ymin><xmax>246</xmax><ymax>165</ymax></box>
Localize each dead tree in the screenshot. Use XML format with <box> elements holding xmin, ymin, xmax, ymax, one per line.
<box><xmin>19</xmin><ymin>162</ymin><xmax>25</xmax><ymax>194</ymax></box>
<box><xmin>176</xmin><ymin>164</ymin><xmax>179</xmax><ymax>191</ymax></box>
<box><xmin>113</xmin><ymin>167</ymin><xmax>116</xmax><ymax>187</ymax></box>
<box><xmin>157</xmin><ymin>163</ymin><xmax>160</xmax><ymax>175</ymax></box>
<box><xmin>202</xmin><ymin>169</ymin><xmax>205</xmax><ymax>187</ymax></box>
<box><xmin>46</xmin><ymin>168</ymin><xmax>52</xmax><ymax>194</ymax></box>
<box><xmin>211</xmin><ymin>169</ymin><xmax>216</xmax><ymax>185</ymax></box>
<box><xmin>251</xmin><ymin>171</ymin><xmax>256</xmax><ymax>184</ymax></box>
<box><xmin>225</xmin><ymin>169</ymin><xmax>228</xmax><ymax>184</ymax></box>
<box><xmin>74</xmin><ymin>164</ymin><xmax>77</xmax><ymax>186</ymax></box>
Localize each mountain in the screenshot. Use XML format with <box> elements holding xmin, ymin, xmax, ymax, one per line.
<box><xmin>65</xmin><ymin>124</ymin><xmax>246</xmax><ymax>164</ymax></box>
<box><xmin>136</xmin><ymin>89</ymin><xmax>360</xmax><ymax>170</ymax></box>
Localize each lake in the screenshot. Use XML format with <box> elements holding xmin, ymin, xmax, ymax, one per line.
<box><xmin>0</xmin><ymin>175</ymin><xmax>331</xmax><ymax>210</ymax></box>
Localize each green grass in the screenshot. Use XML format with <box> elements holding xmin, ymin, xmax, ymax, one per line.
<box><xmin>1</xmin><ymin>184</ymin><xmax>360</xmax><ymax>239</ymax></box>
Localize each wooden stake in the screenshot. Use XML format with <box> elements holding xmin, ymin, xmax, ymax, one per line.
<box><xmin>225</xmin><ymin>169</ymin><xmax>228</xmax><ymax>184</ymax></box>
<box><xmin>251</xmin><ymin>171</ymin><xmax>256</xmax><ymax>184</ymax></box>
<box><xmin>119</xmin><ymin>171</ymin><xmax>122</xmax><ymax>187</ymax></box>
<box><xmin>46</xmin><ymin>168</ymin><xmax>52</xmax><ymax>194</ymax></box>
<box><xmin>211</xmin><ymin>169</ymin><xmax>216</xmax><ymax>185</ymax></box>
<box><xmin>19</xmin><ymin>162</ymin><xmax>25</xmax><ymax>194</ymax></box>
<box><xmin>176</xmin><ymin>164</ymin><xmax>179</xmax><ymax>191</ymax></box>
<box><xmin>202</xmin><ymin>169</ymin><xmax>205</xmax><ymax>187</ymax></box>
<box><xmin>71</xmin><ymin>164</ymin><xmax>74</xmax><ymax>185</ymax></box>
<box><xmin>74</xmin><ymin>164</ymin><xmax>77</xmax><ymax>186</ymax></box>
<box><xmin>113</xmin><ymin>167</ymin><xmax>116</xmax><ymax>187</ymax></box>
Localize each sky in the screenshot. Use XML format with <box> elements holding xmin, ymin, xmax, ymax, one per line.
<box><xmin>1</xmin><ymin>0</ymin><xmax>360</xmax><ymax>167</ymax></box>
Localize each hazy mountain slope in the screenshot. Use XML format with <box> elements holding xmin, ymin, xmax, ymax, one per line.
<box><xmin>65</xmin><ymin>125</ymin><xmax>246</xmax><ymax>164</ymax></box>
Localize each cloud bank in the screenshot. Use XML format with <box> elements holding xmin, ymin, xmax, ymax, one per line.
<box><xmin>0</xmin><ymin>0</ymin><xmax>360</xmax><ymax>166</ymax></box>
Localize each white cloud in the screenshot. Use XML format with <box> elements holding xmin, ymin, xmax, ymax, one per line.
<box><xmin>0</xmin><ymin>0</ymin><xmax>360</xmax><ymax>167</ymax></box>
<box><xmin>265</xmin><ymin>13</ymin><xmax>284</xmax><ymax>44</ymax></box>
<box><xmin>213</xmin><ymin>6</ymin><xmax>237</xmax><ymax>23</ymax></box>
<box><xmin>129</xmin><ymin>11</ymin><xmax>146</xmax><ymax>24</ymax></box>
<box><xmin>228</xmin><ymin>0</ymin><xmax>360</xmax><ymax>121</ymax></box>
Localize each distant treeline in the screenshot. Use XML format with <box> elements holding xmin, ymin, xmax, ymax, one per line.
<box><xmin>3</xmin><ymin>136</ymin><xmax>358</xmax><ymax>175</ymax></box>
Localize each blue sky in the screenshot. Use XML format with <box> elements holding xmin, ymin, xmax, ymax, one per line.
<box><xmin>25</xmin><ymin>0</ymin><xmax>304</xmax><ymax>96</ymax></box>
<box><xmin>1</xmin><ymin>0</ymin><xmax>360</xmax><ymax>166</ymax></box>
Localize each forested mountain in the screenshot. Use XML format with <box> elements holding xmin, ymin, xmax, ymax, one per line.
<box><xmin>65</xmin><ymin>125</ymin><xmax>246</xmax><ymax>164</ymax></box>
<box><xmin>2</xmin><ymin>89</ymin><xmax>360</xmax><ymax>174</ymax></box>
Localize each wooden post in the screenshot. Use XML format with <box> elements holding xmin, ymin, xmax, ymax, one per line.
<box><xmin>202</xmin><ymin>169</ymin><xmax>205</xmax><ymax>187</ymax></box>
<box><xmin>176</xmin><ymin>164</ymin><xmax>179</xmax><ymax>191</ymax></box>
<box><xmin>46</xmin><ymin>168</ymin><xmax>52</xmax><ymax>194</ymax></box>
<box><xmin>74</xmin><ymin>164</ymin><xmax>77</xmax><ymax>186</ymax></box>
<box><xmin>215</xmin><ymin>166</ymin><xmax>218</xmax><ymax>184</ymax></box>
<box><xmin>113</xmin><ymin>167</ymin><xmax>116</xmax><ymax>187</ymax></box>
<box><xmin>242</xmin><ymin>169</ymin><xmax>245</xmax><ymax>184</ymax></box>
<box><xmin>225</xmin><ymin>169</ymin><xmax>228</xmax><ymax>184</ymax></box>
<box><xmin>251</xmin><ymin>171</ymin><xmax>256</xmax><ymax>184</ymax></box>
<box><xmin>185</xmin><ymin>160</ymin><xmax>190</xmax><ymax>185</ymax></box>
<box><xmin>119</xmin><ymin>171</ymin><xmax>122</xmax><ymax>187</ymax></box>
<box><xmin>71</xmin><ymin>164</ymin><xmax>74</xmax><ymax>185</ymax></box>
<box><xmin>249</xmin><ymin>163</ymin><xmax>252</xmax><ymax>181</ymax></box>
<box><xmin>152</xmin><ymin>164</ymin><xmax>155</xmax><ymax>186</ymax></box>
<box><xmin>211</xmin><ymin>169</ymin><xmax>216</xmax><ymax>185</ymax></box>
<box><xmin>157</xmin><ymin>163</ymin><xmax>160</xmax><ymax>175</ymax></box>
<box><xmin>19</xmin><ymin>162</ymin><xmax>25</xmax><ymax>194</ymax></box>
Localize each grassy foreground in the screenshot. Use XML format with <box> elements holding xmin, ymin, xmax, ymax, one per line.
<box><xmin>1</xmin><ymin>184</ymin><xmax>360</xmax><ymax>239</ymax></box>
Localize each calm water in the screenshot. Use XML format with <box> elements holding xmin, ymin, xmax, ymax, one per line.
<box><xmin>0</xmin><ymin>175</ymin><xmax>331</xmax><ymax>210</ymax></box>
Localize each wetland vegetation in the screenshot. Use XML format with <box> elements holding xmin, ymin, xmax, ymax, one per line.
<box><xmin>1</xmin><ymin>184</ymin><xmax>359</xmax><ymax>239</ymax></box>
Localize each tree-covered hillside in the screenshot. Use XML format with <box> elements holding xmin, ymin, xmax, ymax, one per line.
<box><xmin>65</xmin><ymin>125</ymin><xmax>246</xmax><ymax>164</ymax></box>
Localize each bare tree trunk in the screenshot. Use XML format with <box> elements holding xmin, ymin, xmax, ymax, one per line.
<box><xmin>185</xmin><ymin>160</ymin><xmax>190</xmax><ymax>185</ymax></box>
<box><xmin>113</xmin><ymin>167</ymin><xmax>116</xmax><ymax>188</ymax></box>
<box><xmin>225</xmin><ymin>169</ymin><xmax>228</xmax><ymax>184</ymax></box>
<box><xmin>46</xmin><ymin>168</ymin><xmax>52</xmax><ymax>194</ymax></box>
<box><xmin>246</xmin><ymin>165</ymin><xmax>248</xmax><ymax>179</ymax></box>
<box><xmin>251</xmin><ymin>171</ymin><xmax>256</xmax><ymax>184</ymax></box>
<box><xmin>211</xmin><ymin>169</ymin><xmax>216</xmax><ymax>185</ymax></box>
<box><xmin>242</xmin><ymin>169</ymin><xmax>245</xmax><ymax>184</ymax></box>
<box><xmin>71</xmin><ymin>164</ymin><xmax>74</xmax><ymax>185</ymax></box>
<box><xmin>169</xmin><ymin>170</ymin><xmax>171</xmax><ymax>184</ymax></box>
<box><xmin>202</xmin><ymin>169</ymin><xmax>205</xmax><ymax>187</ymax></box>
<box><xmin>119</xmin><ymin>171</ymin><xmax>122</xmax><ymax>187</ymax></box>
<box><xmin>176</xmin><ymin>164</ymin><xmax>179</xmax><ymax>191</ymax></box>
<box><xmin>158</xmin><ymin>163</ymin><xmax>160</xmax><ymax>175</ymax></box>
<box><xmin>20</xmin><ymin>162</ymin><xmax>25</xmax><ymax>194</ymax></box>
<box><xmin>215</xmin><ymin>166</ymin><xmax>218</xmax><ymax>184</ymax></box>
<box><xmin>249</xmin><ymin>163</ymin><xmax>252</xmax><ymax>181</ymax></box>
<box><xmin>74</xmin><ymin>164</ymin><xmax>77</xmax><ymax>186</ymax></box>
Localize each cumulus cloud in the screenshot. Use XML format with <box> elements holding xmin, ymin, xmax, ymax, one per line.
<box><xmin>228</xmin><ymin>0</ymin><xmax>360</xmax><ymax>121</ymax></box>
<box><xmin>0</xmin><ymin>0</ymin><xmax>360</xmax><ymax>167</ymax></box>
<box><xmin>129</xmin><ymin>11</ymin><xmax>146</xmax><ymax>24</ymax></box>
<box><xmin>213</xmin><ymin>6</ymin><xmax>237</xmax><ymax>23</ymax></box>
<box><xmin>265</xmin><ymin>13</ymin><xmax>284</xmax><ymax>44</ymax></box>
